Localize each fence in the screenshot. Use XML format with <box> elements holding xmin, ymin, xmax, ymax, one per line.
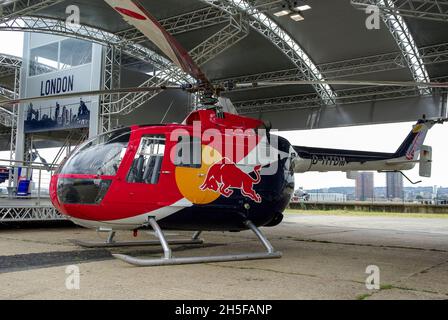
<box><xmin>0</xmin><ymin>159</ymin><xmax>57</xmax><ymax>205</ymax></box>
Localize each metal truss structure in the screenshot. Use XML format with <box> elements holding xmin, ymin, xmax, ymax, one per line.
<box><xmin>202</xmin><ymin>0</ymin><xmax>337</xmax><ymax>105</ymax></box>
<box><xmin>190</xmin><ymin>13</ymin><xmax>249</xmax><ymax>66</ymax></box>
<box><xmin>0</xmin><ymin>13</ymin><xmax>242</xmax><ymax>128</ymax></box>
<box><xmin>379</xmin><ymin>1</ymin><xmax>430</xmax><ymax>86</ymax></box>
<box><xmin>233</xmin><ymin>74</ymin><xmax>448</xmax><ymax>114</ymax></box>
<box><xmin>0</xmin><ymin>105</ymin><xmax>13</xmax><ymax>126</ymax></box>
<box><xmin>216</xmin><ymin>41</ymin><xmax>448</xmax><ymax>84</ymax></box>
<box><xmin>100</xmin><ymin>45</ymin><xmax>122</xmax><ymax>133</ymax></box>
<box><xmin>0</xmin><ymin>1</ymin><xmax>441</xmax><ymax>98</ymax></box>
<box><xmin>0</xmin><ymin>15</ymin><xmax>217</xmax><ymax>132</ymax></box>
<box><xmin>101</xmin><ymin>11</ymin><xmax>249</xmax><ymax>125</ymax></box>
<box><xmin>0</xmin><ymin>3</ymin><xmax>443</xmax><ymax>118</ymax></box>
<box><xmin>0</xmin><ymin>0</ymin><xmax>64</xmax><ymax>24</ymax></box>
<box><xmin>116</xmin><ymin>6</ymin><xmax>231</xmax><ymax>42</ymax></box>
<box><xmin>351</xmin><ymin>0</ymin><xmax>448</xmax><ymax>23</ymax></box>
<box><xmin>233</xmin><ymin>85</ymin><xmax>424</xmax><ymax>114</ymax></box>
<box><xmin>117</xmin><ymin>6</ymin><xmax>235</xmax><ymax>70</ymax></box>
<box><xmin>0</xmin><ymin>86</ymin><xmax>15</xmax><ymax>101</ymax></box>
<box><xmin>0</xmin><ymin>54</ymin><xmax>53</xmax><ymax>93</ymax></box>
<box><xmin>0</xmin><ymin>16</ymin><xmax>185</xmax><ymax>78</ymax></box>
<box><xmin>100</xmin><ymin>70</ymin><xmax>181</xmax><ymax>121</ymax></box>
<box><xmin>1</xmin><ymin>2</ymin><xmax>435</xmax><ymax>115</ymax></box>
<box><xmin>0</xmin><ymin>54</ymin><xmax>55</xmax><ymax>174</ymax></box>
<box><xmin>205</xmin><ymin>0</ymin><xmax>287</xmax><ymax>16</ymax></box>
<box><xmin>0</xmin><ymin>7</ymin><xmax>243</xmax><ymax>126</ymax></box>
<box><xmin>0</xmin><ymin>53</ymin><xmax>22</xmax><ymax>78</ymax></box>
<box><xmin>0</xmin><ymin>16</ymin><xmax>191</xmax><ymax>132</ymax></box>
<box><xmin>350</xmin><ymin>0</ymin><xmax>431</xmax><ymax>95</ymax></box>
<box><xmin>0</xmin><ymin>205</ymin><xmax>64</xmax><ymax>222</ymax></box>
<box><xmin>0</xmin><ymin>54</ymin><xmax>21</xmax><ymax>166</ymax></box>
<box><xmin>0</xmin><ymin>55</ymin><xmax>21</xmax><ymax>90</ymax></box>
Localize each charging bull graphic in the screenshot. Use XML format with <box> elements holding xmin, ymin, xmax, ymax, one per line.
<box><xmin>200</xmin><ymin>159</ymin><xmax>262</xmax><ymax>203</ymax></box>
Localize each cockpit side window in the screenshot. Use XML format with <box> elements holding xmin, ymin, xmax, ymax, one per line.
<box><xmin>174</xmin><ymin>135</ymin><xmax>201</xmax><ymax>168</ymax></box>
<box><xmin>127</xmin><ymin>135</ymin><xmax>165</xmax><ymax>184</ymax></box>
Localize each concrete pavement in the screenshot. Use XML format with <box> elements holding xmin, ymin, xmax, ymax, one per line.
<box><xmin>0</xmin><ymin>213</ymin><xmax>447</xmax><ymax>299</ymax></box>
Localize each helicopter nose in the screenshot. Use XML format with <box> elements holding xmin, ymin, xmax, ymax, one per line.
<box><xmin>50</xmin><ymin>174</ymin><xmax>113</xmax><ymax>221</ymax></box>
<box><xmin>55</xmin><ymin>177</ymin><xmax>112</xmax><ymax>205</ymax></box>
<box><xmin>49</xmin><ymin>175</ymin><xmax>62</xmax><ymax>212</ymax></box>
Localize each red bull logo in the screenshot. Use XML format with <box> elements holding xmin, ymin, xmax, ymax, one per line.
<box><xmin>200</xmin><ymin>158</ymin><xmax>262</xmax><ymax>203</ymax></box>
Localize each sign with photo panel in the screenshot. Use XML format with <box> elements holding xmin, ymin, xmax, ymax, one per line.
<box><xmin>23</xmin><ymin>34</ymin><xmax>102</xmax><ymax>133</ymax></box>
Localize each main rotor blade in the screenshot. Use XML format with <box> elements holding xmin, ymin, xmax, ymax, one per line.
<box><xmin>104</xmin><ymin>0</ymin><xmax>210</xmax><ymax>85</ymax></box>
<box><xmin>2</xmin><ymin>86</ymin><xmax>180</xmax><ymax>105</ymax></box>
<box><xmin>235</xmin><ymin>80</ymin><xmax>448</xmax><ymax>88</ymax></box>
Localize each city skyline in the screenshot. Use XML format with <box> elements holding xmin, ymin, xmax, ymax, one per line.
<box><xmin>386</xmin><ymin>171</ymin><xmax>404</xmax><ymax>199</ymax></box>
<box><xmin>355</xmin><ymin>172</ymin><xmax>374</xmax><ymax>201</ymax></box>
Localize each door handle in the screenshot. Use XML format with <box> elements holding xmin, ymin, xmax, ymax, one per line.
<box><xmin>161</xmin><ymin>171</ymin><xmax>171</xmax><ymax>174</ymax></box>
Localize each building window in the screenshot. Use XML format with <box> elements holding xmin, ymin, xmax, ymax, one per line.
<box><xmin>60</xmin><ymin>39</ymin><xmax>92</xmax><ymax>69</ymax></box>
<box><xmin>29</xmin><ymin>42</ymin><xmax>59</xmax><ymax>76</ymax></box>
<box><xmin>29</xmin><ymin>39</ymin><xmax>93</xmax><ymax>76</ymax></box>
<box><xmin>127</xmin><ymin>135</ymin><xmax>165</xmax><ymax>184</ymax></box>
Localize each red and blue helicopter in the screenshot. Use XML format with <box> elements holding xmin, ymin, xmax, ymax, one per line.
<box><xmin>6</xmin><ymin>0</ymin><xmax>447</xmax><ymax>266</ymax></box>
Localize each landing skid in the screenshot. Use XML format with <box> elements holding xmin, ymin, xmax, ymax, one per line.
<box><xmin>70</xmin><ymin>230</ymin><xmax>203</xmax><ymax>248</ymax></box>
<box><xmin>113</xmin><ymin>217</ymin><xmax>282</xmax><ymax>266</ymax></box>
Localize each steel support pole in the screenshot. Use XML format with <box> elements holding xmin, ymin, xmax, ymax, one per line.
<box><xmin>107</xmin><ymin>231</ymin><xmax>116</xmax><ymax>244</ymax></box>
<box><xmin>244</xmin><ymin>220</ymin><xmax>275</xmax><ymax>254</ymax></box>
<box><xmin>148</xmin><ymin>217</ymin><xmax>172</xmax><ymax>259</ymax></box>
<box><xmin>192</xmin><ymin>231</ymin><xmax>202</xmax><ymax>240</ymax></box>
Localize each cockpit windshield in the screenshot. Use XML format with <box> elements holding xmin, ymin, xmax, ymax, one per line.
<box><xmin>59</xmin><ymin>128</ymin><xmax>131</xmax><ymax>176</ymax></box>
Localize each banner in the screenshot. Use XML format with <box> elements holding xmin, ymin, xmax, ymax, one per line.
<box><xmin>22</xmin><ymin>35</ymin><xmax>101</xmax><ymax>134</ymax></box>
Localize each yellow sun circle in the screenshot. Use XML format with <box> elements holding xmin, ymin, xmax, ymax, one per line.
<box><xmin>175</xmin><ymin>145</ymin><xmax>223</xmax><ymax>204</ymax></box>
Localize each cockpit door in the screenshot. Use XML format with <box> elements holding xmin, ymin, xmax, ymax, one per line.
<box><xmin>118</xmin><ymin>134</ymin><xmax>169</xmax><ymax>210</ymax></box>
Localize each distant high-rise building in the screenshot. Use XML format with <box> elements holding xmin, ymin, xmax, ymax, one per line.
<box><xmin>355</xmin><ymin>172</ymin><xmax>374</xmax><ymax>201</ymax></box>
<box><xmin>386</xmin><ymin>172</ymin><xmax>403</xmax><ymax>199</ymax></box>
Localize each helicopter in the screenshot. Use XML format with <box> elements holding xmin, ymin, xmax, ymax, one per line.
<box><xmin>4</xmin><ymin>0</ymin><xmax>447</xmax><ymax>266</ymax></box>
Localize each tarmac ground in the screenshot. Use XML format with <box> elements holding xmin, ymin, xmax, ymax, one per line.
<box><xmin>0</xmin><ymin>213</ymin><xmax>447</xmax><ymax>300</ymax></box>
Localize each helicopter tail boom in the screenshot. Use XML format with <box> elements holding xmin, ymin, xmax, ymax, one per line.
<box><xmin>291</xmin><ymin>119</ymin><xmax>439</xmax><ymax>177</ymax></box>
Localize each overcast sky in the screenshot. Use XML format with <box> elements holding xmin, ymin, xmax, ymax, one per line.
<box><xmin>0</xmin><ymin>31</ymin><xmax>24</xmax><ymax>57</ymax></box>
<box><xmin>1</xmin><ymin>31</ymin><xmax>446</xmax><ymax>190</ymax></box>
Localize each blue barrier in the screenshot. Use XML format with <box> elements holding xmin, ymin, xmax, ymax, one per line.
<box><xmin>17</xmin><ymin>180</ymin><xmax>31</xmax><ymax>197</ymax></box>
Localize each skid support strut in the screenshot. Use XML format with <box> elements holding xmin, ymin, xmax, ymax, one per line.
<box><xmin>71</xmin><ymin>229</ymin><xmax>203</xmax><ymax>248</ymax></box>
<box><xmin>113</xmin><ymin>217</ymin><xmax>282</xmax><ymax>266</ymax></box>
